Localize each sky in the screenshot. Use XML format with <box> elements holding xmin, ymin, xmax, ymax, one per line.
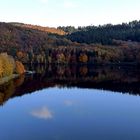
<box><xmin>0</xmin><ymin>0</ymin><xmax>140</xmax><ymax>27</ymax></box>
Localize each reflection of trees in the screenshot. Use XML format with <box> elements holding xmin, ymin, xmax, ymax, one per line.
<box><xmin>26</xmin><ymin>64</ymin><xmax>140</xmax><ymax>94</ymax></box>
<box><xmin>79</xmin><ymin>66</ymin><xmax>88</xmax><ymax>76</ymax></box>
<box><xmin>0</xmin><ymin>75</ymin><xmax>25</xmax><ymax>105</ymax></box>
<box><xmin>0</xmin><ymin>81</ymin><xmax>15</xmax><ymax>105</ymax></box>
<box><xmin>56</xmin><ymin>65</ymin><xmax>65</xmax><ymax>76</ymax></box>
<box><xmin>1</xmin><ymin>65</ymin><xmax>140</xmax><ymax>106</ymax></box>
<box><xmin>14</xmin><ymin>75</ymin><xmax>25</xmax><ymax>87</ymax></box>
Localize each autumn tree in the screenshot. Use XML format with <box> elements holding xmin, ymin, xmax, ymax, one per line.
<box><xmin>0</xmin><ymin>53</ymin><xmax>15</xmax><ymax>77</ymax></box>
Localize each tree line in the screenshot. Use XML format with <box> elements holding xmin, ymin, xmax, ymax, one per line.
<box><xmin>58</xmin><ymin>20</ymin><xmax>140</xmax><ymax>45</ymax></box>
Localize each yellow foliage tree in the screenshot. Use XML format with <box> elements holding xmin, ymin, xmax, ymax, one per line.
<box><xmin>79</xmin><ymin>53</ymin><xmax>88</xmax><ymax>63</ymax></box>
<box><xmin>0</xmin><ymin>53</ymin><xmax>15</xmax><ymax>77</ymax></box>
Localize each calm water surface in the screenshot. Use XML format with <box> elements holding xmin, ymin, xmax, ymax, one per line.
<box><xmin>0</xmin><ymin>65</ymin><xmax>140</xmax><ymax>140</ymax></box>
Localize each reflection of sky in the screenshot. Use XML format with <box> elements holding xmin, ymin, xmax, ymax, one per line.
<box><xmin>31</xmin><ymin>107</ymin><xmax>53</xmax><ymax>120</ymax></box>
<box><xmin>64</xmin><ymin>100</ymin><xmax>74</xmax><ymax>106</ymax></box>
<box><xmin>0</xmin><ymin>87</ymin><xmax>140</xmax><ymax>140</ymax></box>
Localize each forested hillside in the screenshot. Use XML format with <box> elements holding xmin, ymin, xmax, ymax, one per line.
<box><xmin>65</xmin><ymin>20</ymin><xmax>140</xmax><ymax>45</ymax></box>
<box><xmin>0</xmin><ymin>22</ymin><xmax>71</xmax><ymax>51</ymax></box>
<box><xmin>0</xmin><ymin>21</ymin><xmax>140</xmax><ymax>65</ymax></box>
<box><xmin>0</xmin><ymin>22</ymin><xmax>73</xmax><ymax>63</ymax></box>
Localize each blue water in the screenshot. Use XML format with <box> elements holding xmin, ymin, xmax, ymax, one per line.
<box><xmin>0</xmin><ymin>87</ymin><xmax>140</xmax><ymax>140</ymax></box>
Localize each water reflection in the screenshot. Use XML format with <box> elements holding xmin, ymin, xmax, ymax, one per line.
<box><xmin>0</xmin><ymin>75</ymin><xmax>25</xmax><ymax>105</ymax></box>
<box><xmin>31</xmin><ymin>107</ymin><xmax>53</xmax><ymax>120</ymax></box>
<box><xmin>0</xmin><ymin>64</ymin><xmax>140</xmax><ymax>105</ymax></box>
<box><xmin>64</xmin><ymin>100</ymin><xmax>74</xmax><ymax>106</ymax></box>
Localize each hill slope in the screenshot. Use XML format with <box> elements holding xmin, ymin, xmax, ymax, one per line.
<box><xmin>10</xmin><ymin>22</ymin><xmax>66</xmax><ymax>35</ymax></box>
<box><xmin>1</xmin><ymin>22</ymin><xmax>140</xmax><ymax>65</ymax></box>
<box><xmin>0</xmin><ymin>22</ymin><xmax>72</xmax><ymax>52</ymax></box>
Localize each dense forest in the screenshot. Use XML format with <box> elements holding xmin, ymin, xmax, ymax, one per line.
<box><xmin>61</xmin><ymin>20</ymin><xmax>140</xmax><ymax>45</ymax></box>
<box><xmin>0</xmin><ymin>21</ymin><xmax>140</xmax><ymax>65</ymax></box>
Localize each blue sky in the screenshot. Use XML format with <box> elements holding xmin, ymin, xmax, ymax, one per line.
<box><xmin>0</xmin><ymin>0</ymin><xmax>139</xmax><ymax>27</ymax></box>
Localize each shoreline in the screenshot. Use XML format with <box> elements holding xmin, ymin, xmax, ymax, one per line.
<box><xmin>24</xmin><ymin>62</ymin><xmax>140</xmax><ymax>67</ymax></box>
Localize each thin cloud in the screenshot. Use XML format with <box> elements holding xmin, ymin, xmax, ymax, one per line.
<box><xmin>63</xmin><ymin>1</ymin><xmax>78</xmax><ymax>8</ymax></box>
<box><xmin>31</xmin><ymin>107</ymin><xmax>53</xmax><ymax>120</ymax></box>
<box><xmin>39</xmin><ymin>0</ymin><xmax>48</xmax><ymax>4</ymax></box>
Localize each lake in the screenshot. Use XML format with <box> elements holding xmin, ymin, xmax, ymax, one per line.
<box><xmin>0</xmin><ymin>65</ymin><xmax>140</xmax><ymax>140</ymax></box>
